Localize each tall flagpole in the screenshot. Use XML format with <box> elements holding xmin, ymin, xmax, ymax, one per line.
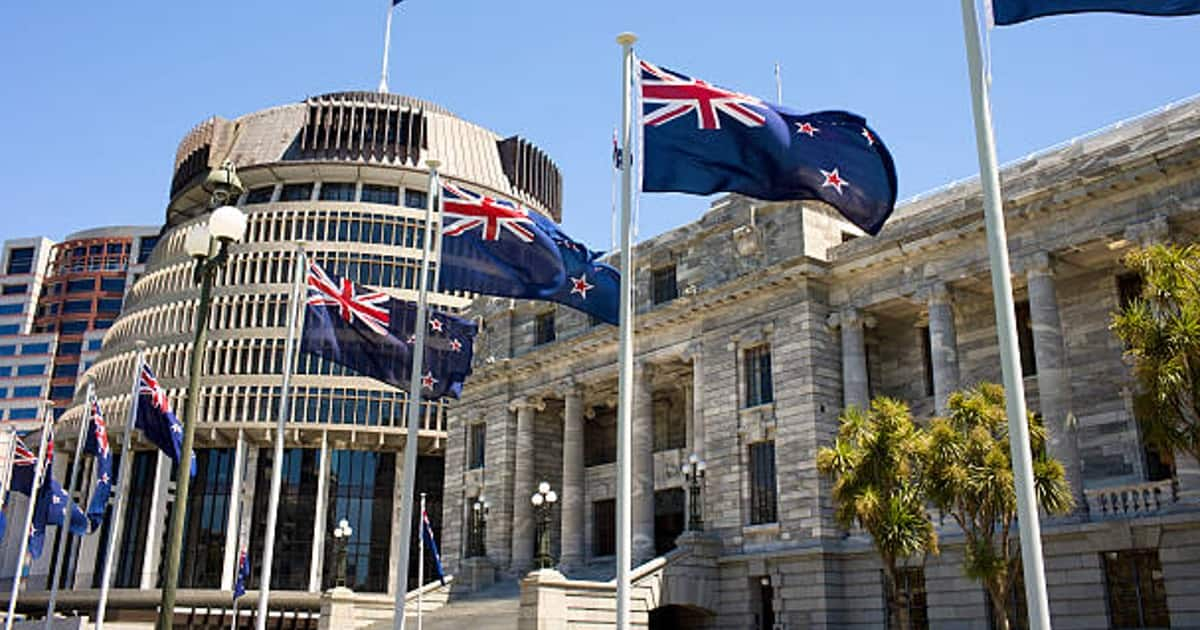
<box><xmin>44</xmin><ymin>382</ymin><xmax>93</xmax><ymax>628</ymax></box>
<box><xmin>96</xmin><ymin>342</ymin><xmax>145</xmax><ymax>630</ymax></box>
<box><xmin>394</xmin><ymin>160</ymin><xmax>441</xmax><ymax>630</ymax></box>
<box><xmin>417</xmin><ymin>493</ymin><xmax>425</xmax><ymax>630</ymax></box>
<box><xmin>378</xmin><ymin>0</ymin><xmax>395</xmax><ymax>93</ymax></box>
<box><xmin>256</xmin><ymin>243</ymin><xmax>308</xmax><ymax>630</ymax></box>
<box><xmin>959</xmin><ymin>1</ymin><xmax>1051</xmax><ymax>629</ymax></box>
<box><xmin>5</xmin><ymin>402</ymin><xmax>54</xmax><ymax>630</ymax></box>
<box><xmin>614</xmin><ymin>32</ymin><xmax>637</xmax><ymax>630</ymax></box>
<box><xmin>774</xmin><ymin>62</ymin><xmax>782</xmax><ymax>105</ymax></box>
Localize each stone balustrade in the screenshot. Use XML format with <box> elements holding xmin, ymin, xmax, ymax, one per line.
<box><xmin>1085</xmin><ymin>479</ymin><xmax>1178</xmax><ymax>519</ymax></box>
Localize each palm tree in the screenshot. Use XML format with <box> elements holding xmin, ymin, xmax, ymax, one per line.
<box><xmin>1111</xmin><ymin>243</ymin><xmax>1200</xmax><ymax>463</ymax></box>
<box><xmin>817</xmin><ymin>397</ymin><xmax>937</xmax><ymax>630</ymax></box>
<box><xmin>924</xmin><ymin>383</ymin><xmax>1074</xmax><ymax>630</ymax></box>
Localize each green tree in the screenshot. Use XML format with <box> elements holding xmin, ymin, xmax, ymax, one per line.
<box><xmin>817</xmin><ymin>397</ymin><xmax>937</xmax><ymax>630</ymax></box>
<box><xmin>1111</xmin><ymin>243</ymin><xmax>1200</xmax><ymax>463</ymax></box>
<box><xmin>924</xmin><ymin>383</ymin><xmax>1074</xmax><ymax>630</ymax></box>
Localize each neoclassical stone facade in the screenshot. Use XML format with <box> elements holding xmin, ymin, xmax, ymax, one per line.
<box><xmin>441</xmin><ymin>97</ymin><xmax>1200</xmax><ymax>628</ymax></box>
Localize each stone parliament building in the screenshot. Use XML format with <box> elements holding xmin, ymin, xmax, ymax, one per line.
<box><xmin>441</xmin><ymin>96</ymin><xmax>1200</xmax><ymax>629</ymax></box>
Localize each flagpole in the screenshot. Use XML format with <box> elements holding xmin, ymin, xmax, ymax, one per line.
<box><xmin>417</xmin><ymin>493</ymin><xmax>425</xmax><ymax>630</ymax></box>
<box><xmin>44</xmin><ymin>382</ymin><xmax>92</xmax><ymax>628</ymax></box>
<box><xmin>394</xmin><ymin>160</ymin><xmax>440</xmax><ymax>630</ymax></box>
<box><xmin>614</xmin><ymin>32</ymin><xmax>637</xmax><ymax>630</ymax></box>
<box><xmin>5</xmin><ymin>401</ymin><xmax>54</xmax><ymax>630</ymax></box>
<box><xmin>96</xmin><ymin>342</ymin><xmax>145</xmax><ymax>630</ymax></box>
<box><xmin>774</xmin><ymin>62</ymin><xmax>782</xmax><ymax>105</ymax></box>
<box><xmin>256</xmin><ymin>243</ymin><xmax>308</xmax><ymax>630</ymax></box>
<box><xmin>378</xmin><ymin>0</ymin><xmax>394</xmax><ymax>93</ymax></box>
<box><xmin>959</xmin><ymin>1</ymin><xmax>1051</xmax><ymax>629</ymax></box>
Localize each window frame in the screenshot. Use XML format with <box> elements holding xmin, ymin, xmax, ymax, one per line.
<box><xmin>748</xmin><ymin>440</ymin><xmax>778</xmax><ymax>525</ymax></box>
<box><xmin>650</xmin><ymin>265</ymin><xmax>678</xmax><ymax>305</ymax></box>
<box><xmin>743</xmin><ymin>344</ymin><xmax>774</xmax><ymax>408</ymax></box>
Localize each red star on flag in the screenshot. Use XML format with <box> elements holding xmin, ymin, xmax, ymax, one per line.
<box><xmin>821</xmin><ymin>168</ymin><xmax>848</xmax><ymax>195</ymax></box>
<box><xmin>421</xmin><ymin>372</ymin><xmax>438</xmax><ymax>390</ymax></box>
<box><xmin>430</xmin><ymin>318</ymin><xmax>444</xmax><ymax>333</ymax></box>
<box><xmin>449</xmin><ymin>339</ymin><xmax>463</xmax><ymax>352</ymax></box>
<box><xmin>862</xmin><ymin>128</ymin><xmax>875</xmax><ymax>146</ymax></box>
<box><xmin>569</xmin><ymin>274</ymin><xmax>594</xmax><ymax>300</ymax></box>
<box><xmin>795</xmin><ymin>122</ymin><xmax>819</xmax><ymax>137</ymax></box>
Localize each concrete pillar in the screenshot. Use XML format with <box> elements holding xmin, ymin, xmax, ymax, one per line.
<box><xmin>309</xmin><ymin>431</ymin><xmax>330</xmax><ymax>592</ymax></box>
<box><xmin>927</xmin><ymin>284</ymin><xmax>961</xmax><ymax>414</ymax></box>
<box><xmin>559</xmin><ymin>384</ymin><xmax>585</xmax><ymax>571</ymax></box>
<box><xmin>141</xmin><ymin>451</ymin><xmax>171</xmax><ymax>589</ymax></box>
<box><xmin>839</xmin><ymin>308</ymin><xmax>870</xmax><ymax>410</ymax></box>
<box><xmin>1027</xmin><ymin>253</ymin><xmax>1084</xmax><ymax>507</ymax></box>
<box><xmin>220</xmin><ymin>430</ymin><xmax>246</xmax><ymax>590</ymax></box>
<box><xmin>388</xmin><ymin>449</ymin><xmax>406</xmax><ymax>595</ymax></box>
<box><xmin>510</xmin><ymin>398</ymin><xmax>542</xmax><ymax>574</ymax></box>
<box><xmin>632</xmin><ymin>364</ymin><xmax>656</xmax><ymax>564</ymax></box>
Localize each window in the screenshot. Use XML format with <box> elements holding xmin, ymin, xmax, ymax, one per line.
<box><xmin>651</xmin><ymin>266</ymin><xmax>678</xmax><ymax>305</ymax></box>
<box><xmin>755</xmin><ymin>576</ymin><xmax>776</xmax><ymax>630</ymax></box>
<box><xmin>363</xmin><ymin>185</ymin><xmax>400</xmax><ymax>206</ymax></box>
<box><xmin>13</xmin><ymin>386</ymin><xmax>41</xmax><ymax>398</ymax></box>
<box><xmin>17</xmin><ymin>364</ymin><xmax>44</xmax><ymax>377</ymax></box>
<box><xmin>0</xmin><ymin>345</ymin><xmax>14</xmax><ymax>356</ymax></box>
<box><xmin>883</xmin><ymin>567</ymin><xmax>929</xmax><ymax>630</ymax></box>
<box><xmin>2</xmin><ymin>284</ymin><xmax>27</xmax><ymax>296</ymax></box>
<box><xmin>100</xmin><ymin>278</ymin><xmax>126</xmax><ymax>293</ymax></box>
<box><xmin>1103</xmin><ymin>549</ymin><xmax>1169</xmax><ymax>628</ymax></box>
<box><xmin>86</xmin><ymin>339</ymin><xmax>103</xmax><ymax>351</ymax></box>
<box><xmin>51</xmin><ymin>385</ymin><xmax>75</xmax><ymax>400</ymax></box>
<box><xmin>63</xmin><ymin>300</ymin><xmax>92</xmax><ymax>314</ymax></box>
<box><xmin>57</xmin><ymin>342</ymin><xmax>81</xmax><ymax>356</ymax></box>
<box><xmin>593</xmin><ymin>499</ymin><xmax>616</xmax><ymax>556</ymax></box>
<box><xmin>0</xmin><ymin>388</ymin><xmax>6</xmax><ymax>399</ymax></box>
<box><xmin>136</xmin><ymin>236</ymin><xmax>159</xmax><ymax>264</ymax></box>
<box><xmin>920</xmin><ymin>326</ymin><xmax>935</xmax><ymax>397</ymax></box>
<box><xmin>319</xmin><ymin>182</ymin><xmax>356</xmax><ymax>201</ymax></box>
<box><xmin>404</xmin><ymin>189</ymin><xmax>427</xmax><ymax>209</ymax></box>
<box><xmin>0</xmin><ymin>324</ymin><xmax>17</xmax><ymax>335</ymax></box>
<box><xmin>21</xmin><ymin>343</ymin><xmax>49</xmax><ymax>355</ymax></box>
<box><xmin>321</xmin><ymin>450</ymin><xmax>395</xmax><ymax>592</ymax></box>
<box><xmin>279</xmin><ymin>182</ymin><xmax>314</xmax><ymax>202</ymax></box>
<box><xmin>653</xmin><ymin>391</ymin><xmax>686</xmax><ymax>452</ymax></box>
<box><xmin>744</xmin><ymin>344</ymin><xmax>774</xmax><ymax>407</ymax></box>
<box><xmin>114</xmin><ymin>452</ymin><xmax>157</xmax><ymax>587</ymax></box>
<box><xmin>60</xmin><ymin>321</ymin><xmax>88</xmax><ymax>334</ymax></box>
<box><xmin>1118</xmin><ymin>272</ymin><xmax>1144</xmax><ymax>309</ymax></box>
<box><xmin>97</xmin><ymin>298</ymin><xmax>123</xmax><ymax>313</ymax></box>
<box><xmin>6</xmin><ymin>247</ymin><xmax>34</xmax><ymax>274</ymax></box>
<box><xmin>54</xmin><ymin>364</ymin><xmax>78</xmax><ymax>379</ymax></box>
<box><xmin>179</xmin><ymin>449</ymin><xmax>235</xmax><ymax>588</ymax></box>
<box><xmin>468</xmin><ymin>422</ymin><xmax>486</xmax><ymax>470</ymax></box>
<box><xmin>106</xmin><ymin>243</ymin><xmax>125</xmax><ymax>255</ymax></box>
<box><xmin>10</xmin><ymin>408</ymin><xmax>38</xmax><ymax>420</ymax></box>
<box><xmin>0</xmin><ymin>366</ymin><xmax>10</xmax><ymax>375</ymax></box>
<box><xmin>749</xmin><ymin>441</ymin><xmax>778</xmax><ymax>525</ymax></box>
<box><xmin>0</xmin><ymin>304</ymin><xmax>21</xmax><ymax>315</ymax></box>
<box><xmin>1015</xmin><ymin>300</ymin><xmax>1037</xmax><ymax>377</ymax></box>
<box><xmin>534</xmin><ymin>312</ymin><xmax>556</xmax><ymax>345</ymax></box>
<box><xmin>584</xmin><ymin>407</ymin><xmax>617</xmax><ymax>466</ymax></box>
<box><xmin>245</xmin><ymin>186</ymin><xmax>275</xmax><ymax>204</ymax></box>
<box><xmin>250</xmin><ymin>448</ymin><xmax>319</xmax><ymax>590</ymax></box>
<box><xmin>654</xmin><ymin>488</ymin><xmax>685</xmax><ymax>555</ymax></box>
<box><xmin>94</xmin><ymin>319</ymin><xmax>113</xmax><ymax>330</ymax></box>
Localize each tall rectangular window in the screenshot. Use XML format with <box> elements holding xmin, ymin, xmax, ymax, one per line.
<box><xmin>534</xmin><ymin>311</ymin><xmax>556</xmax><ymax>346</ymax></box>
<box><xmin>593</xmin><ymin>499</ymin><xmax>616</xmax><ymax>557</ymax></box>
<box><xmin>115</xmin><ymin>451</ymin><xmax>158</xmax><ymax>588</ymax></box>
<box><xmin>749</xmin><ymin>441</ymin><xmax>778</xmax><ymax>525</ymax></box>
<box><xmin>584</xmin><ymin>407</ymin><xmax>617</xmax><ymax>466</ymax></box>
<box><xmin>1015</xmin><ymin>300</ymin><xmax>1037</xmax><ymax>377</ymax></box>
<box><xmin>920</xmin><ymin>326</ymin><xmax>935</xmax><ymax>397</ymax></box>
<box><xmin>323</xmin><ymin>450</ymin><xmax>395</xmax><ymax>593</ymax></box>
<box><xmin>179</xmin><ymin>448</ymin><xmax>234</xmax><ymax>588</ymax></box>
<box><xmin>1103</xmin><ymin>549</ymin><xmax>1170</xmax><ymax>629</ymax></box>
<box><xmin>651</xmin><ymin>265</ymin><xmax>678</xmax><ymax>305</ymax></box>
<box><xmin>744</xmin><ymin>345</ymin><xmax>774</xmax><ymax>407</ymax></box>
<box><xmin>468</xmin><ymin>423</ymin><xmax>486</xmax><ymax>470</ymax></box>
<box><xmin>883</xmin><ymin>567</ymin><xmax>929</xmax><ymax>630</ymax></box>
<box><xmin>363</xmin><ymin>184</ymin><xmax>400</xmax><ymax>206</ymax></box>
<box><xmin>6</xmin><ymin>247</ymin><xmax>34</xmax><ymax>274</ymax></box>
<box><xmin>986</xmin><ymin>573</ymin><xmax>1028</xmax><ymax>630</ymax></box>
<box><xmin>250</xmin><ymin>448</ymin><xmax>318</xmax><ymax>590</ymax></box>
<box><xmin>279</xmin><ymin>182</ymin><xmax>314</xmax><ymax>202</ymax></box>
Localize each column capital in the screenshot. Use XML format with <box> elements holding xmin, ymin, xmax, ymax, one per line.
<box><xmin>555</xmin><ymin>378</ymin><xmax>581</xmax><ymax>399</ymax></box>
<box><xmin>1023</xmin><ymin>251</ymin><xmax>1055</xmax><ymax>279</ymax></box>
<box><xmin>923</xmin><ymin>282</ymin><xmax>954</xmax><ymax>305</ymax></box>
<box><xmin>508</xmin><ymin>396</ymin><xmax>545</xmax><ymax>413</ymax></box>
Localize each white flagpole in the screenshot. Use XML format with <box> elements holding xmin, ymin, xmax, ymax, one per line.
<box><xmin>394</xmin><ymin>160</ymin><xmax>441</xmax><ymax>630</ymax></box>
<box><xmin>958</xmin><ymin>2</ymin><xmax>1051</xmax><ymax>629</ymax></box>
<box><xmin>255</xmin><ymin>244</ymin><xmax>308</xmax><ymax>630</ymax></box>
<box><xmin>95</xmin><ymin>342</ymin><xmax>145</xmax><ymax>630</ymax></box>
<box><xmin>44</xmin><ymin>382</ymin><xmax>93</xmax><ymax>628</ymax></box>
<box><xmin>614</xmin><ymin>32</ymin><xmax>637</xmax><ymax>630</ymax></box>
<box><xmin>378</xmin><ymin>0</ymin><xmax>395</xmax><ymax>93</ymax></box>
<box><xmin>417</xmin><ymin>493</ymin><xmax>425</xmax><ymax>630</ymax></box>
<box><xmin>5</xmin><ymin>402</ymin><xmax>54</xmax><ymax>630</ymax></box>
<box><xmin>774</xmin><ymin>62</ymin><xmax>782</xmax><ymax>105</ymax></box>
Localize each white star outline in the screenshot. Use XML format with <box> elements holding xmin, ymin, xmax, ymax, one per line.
<box><xmin>820</xmin><ymin>168</ymin><xmax>849</xmax><ymax>195</ymax></box>
<box><xmin>569</xmin><ymin>274</ymin><xmax>595</xmax><ymax>300</ymax></box>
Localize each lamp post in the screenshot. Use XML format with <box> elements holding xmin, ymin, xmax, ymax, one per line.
<box><xmin>157</xmin><ymin>161</ymin><xmax>246</xmax><ymax>630</ymax></box>
<box><xmin>470</xmin><ymin>496</ymin><xmax>490</xmax><ymax>558</ymax></box>
<box><xmin>530</xmin><ymin>482</ymin><xmax>558</xmax><ymax>570</ymax></box>
<box><xmin>333</xmin><ymin>518</ymin><xmax>353</xmax><ymax>589</ymax></box>
<box><xmin>681</xmin><ymin>453</ymin><xmax>706</xmax><ymax>532</ymax></box>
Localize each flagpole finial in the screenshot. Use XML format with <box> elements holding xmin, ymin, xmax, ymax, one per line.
<box><xmin>425</xmin><ymin>159</ymin><xmax>442</xmax><ymax>170</ymax></box>
<box><xmin>135</xmin><ymin>340</ymin><xmax>147</xmax><ymax>350</ymax></box>
<box><xmin>616</xmin><ymin>32</ymin><xmax>637</xmax><ymax>46</ymax></box>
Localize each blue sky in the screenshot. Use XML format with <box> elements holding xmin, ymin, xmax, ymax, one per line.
<box><xmin>0</xmin><ymin>2</ymin><xmax>1196</xmax><ymax>248</ymax></box>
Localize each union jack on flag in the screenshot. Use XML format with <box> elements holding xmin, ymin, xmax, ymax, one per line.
<box><xmin>90</xmin><ymin>400</ymin><xmax>110</xmax><ymax>457</ymax></box>
<box><xmin>140</xmin><ymin>364</ymin><xmax>172</xmax><ymax>413</ymax></box>
<box><xmin>307</xmin><ymin>262</ymin><xmax>391</xmax><ymax>336</ymax></box>
<box><xmin>13</xmin><ymin>437</ymin><xmax>38</xmax><ymax>467</ymax></box>
<box><xmin>641</xmin><ymin>59</ymin><xmax>765</xmax><ymax>130</ymax></box>
<box><xmin>442</xmin><ymin>182</ymin><xmax>535</xmax><ymax>243</ymax></box>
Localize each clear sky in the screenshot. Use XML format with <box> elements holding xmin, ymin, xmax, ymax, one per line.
<box><xmin>0</xmin><ymin>2</ymin><xmax>1196</xmax><ymax>248</ymax></box>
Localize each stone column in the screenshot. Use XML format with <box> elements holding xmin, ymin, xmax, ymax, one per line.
<box><xmin>838</xmin><ymin>308</ymin><xmax>870</xmax><ymax>410</ymax></box>
<box><xmin>927</xmin><ymin>284</ymin><xmax>961</xmax><ymax>414</ymax></box>
<box><xmin>559</xmin><ymin>384</ymin><xmax>585</xmax><ymax>571</ymax></box>
<box><xmin>510</xmin><ymin>398</ymin><xmax>541</xmax><ymax>574</ymax></box>
<box><xmin>220</xmin><ymin>430</ymin><xmax>246</xmax><ymax>590</ymax></box>
<box><xmin>689</xmin><ymin>343</ymin><xmax>705</xmax><ymax>458</ymax></box>
<box><xmin>1027</xmin><ymin>253</ymin><xmax>1084</xmax><ymax>507</ymax></box>
<box><xmin>309</xmin><ymin>431</ymin><xmax>331</xmax><ymax>591</ymax></box>
<box><xmin>141</xmin><ymin>451</ymin><xmax>171</xmax><ymax>589</ymax></box>
<box><xmin>632</xmin><ymin>364</ymin><xmax>656</xmax><ymax>564</ymax></box>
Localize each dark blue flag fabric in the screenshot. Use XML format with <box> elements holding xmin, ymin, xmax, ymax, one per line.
<box><xmin>83</xmin><ymin>399</ymin><xmax>114</xmax><ymax>532</ymax></box>
<box><xmin>438</xmin><ymin>182</ymin><xmax>621</xmax><ymax>325</ymax></box>
<box><xmin>137</xmin><ymin>363</ymin><xmax>196</xmax><ymax>476</ymax></box>
<box><xmin>234</xmin><ymin>548</ymin><xmax>250</xmax><ymax>600</ymax></box>
<box><xmin>991</xmin><ymin>0</ymin><xmax>1200</xmax><ymax>24</ymax></box>
<box><xmin>30</xmin><ymin>476</ymin><xmax>88</xmax><ymax>559</ymax></box>
<box><xmin>9</xmin><ymin>435</ymin><xmax>44</xmax><ymax>497</ymax></box>
<box><xmin>301</xmin><ymin>262</ymin><xmax>476</xmax><ymax>399</ymax></box>
<box><xmin>421</xmin><ymin>506</ymin><xmax>445</xmax><ymax>585</ymax></box>
<box><xmin>639</xmin><ymin>59</ymin><xmax>898</xmax><ymax>236</ymax></box>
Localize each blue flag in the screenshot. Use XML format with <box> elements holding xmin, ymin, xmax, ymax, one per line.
<box><xmin>301</xmin><ymin>262</ymin><xmax>477</xmax><ymax>399</ymax></box>
<box><xmin>137</xmin><ymin>363</ymin><xmax>196</xmax><ymax>476</ymax></box>
<box><xmin>991</xmin><ymin>0</ymin><xmax>1200</xmax><ymax>24</ymax></box>
<box><xmin>233</xmin><ymin>547</ymin><xmax>250</xmax><ymax>600</ymax></box>
<box><xmin>640</xmin><ymin>59</ymin><xmax>898</xmax><ymax>236</ymax></box>
<box><xmin>9</xmin><ymin>435</ymin><xmax>44</xmax><ymax>497</ymax></box>
<box><xmin>438</xmin><ymin>182</ymin><xmax>620</xmax><ymax>324</ymax></box>
<box><xmin>83</xmin><ymin>399</ymin><xmax>114</xmax><ymax>532</ymax></box>
<box><xmin>29</xmin><ymin>476</ymin><xmax>88</xmax><ymax>559</ymax></box>
<box><xmin>421</xmin><ymin>506</ymin><xmax>445</xmax><ymax>585</ymax></box>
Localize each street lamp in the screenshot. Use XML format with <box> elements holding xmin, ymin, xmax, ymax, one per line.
<box><xmin>531</xmin><ymin>482</ymin><xmax>558</xmax><ymax>570</ymax></box>
<box><xmin>681</xmin><ymin>453</ymin><xmax>706</xmax><ymax>531</ymax></box>
<box><xmin>157</xmin><ymin>161</ymin><xmax>245</xmax><ymax>630</ymax></box>
<box><xmin>470</xmin><ymin>496</ymin><xmax>490</xmax><ymax>558</ymax></box>
<box><xmin>333</xmin><ymin>518</ymin><xmax>353</xmax><ymax>589</ymax></box>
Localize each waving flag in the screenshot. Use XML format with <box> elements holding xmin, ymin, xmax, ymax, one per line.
<box><xmin>29</xmin><ymin>477</ymin><xmax>88</xmax><ymax>559</ymax></box>
<box><xmin>83</xmin><ymin>399</ymin><xmax>114</xmax><ymax>531</ymax></box>
<box><xmin>137</xmin><ymin>363</ymin><xmax>196</xmax><ymax>476</ymax></box>
<box><xmin>990</xmin><ymin>0</ymin><xmax>1200</xmax><ymax>24</ymax></box>
<box><xmin>640</xmin><ymin>59</ymin><xmax>898</xmax><ymax>236</ymax></box>
<box><xmin>10</xmin><ymin>435</ymin><xmax>45</xmax><ymax>496</ymax></box>
<box><xmin>421</xmin><ymin>506</ymin><xmax>445</xmax><ymax>585</ymax></box>
<box><xmin>301</xmin><ymin>262</ymin><xmax>477</xmax><ymax>399</ymax></box>
<box><xmin>233</xmin><ymin>547</ymin><xmax>250</xmax><ymax>600</ymax></box>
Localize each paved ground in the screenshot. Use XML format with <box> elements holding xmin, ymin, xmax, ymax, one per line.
<box><xmin>371</xmin><ymin>579</ymin><xmax>522</xmax><ymax>630</ymax></box>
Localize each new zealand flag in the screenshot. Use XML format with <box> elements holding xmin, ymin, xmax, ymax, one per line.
<box><xmin>437</xmin><ymin>182</ymin><xmax>620</xmax><ymax>325</ymax></box>
<box><xmin>301</xmin><ymin>262</ymin><xmax>476</xmax><ymax>399</ymax></box>
<box><xmin>233</xmin><ymin>547</ymin><xmax>250</xmax><ymax>600</ymax></box>
<box><xmin>991</xmin><ymin>0</ymin><xmax>1200</xmax><ymax>24</ymax></box>
<box><xmin>640</xmin><ymin>59</ymin><xmax>898</xmax><ymax>236</ymax></box>
<box><xmin>137</xmin><ymin>363</ymin><xmax>196</xmax><ymax>476</ymax></box>
<box><xmin>83</xmin><ymin>399</ymin><xmax>113</xmax><ymax>531</ymax></box>
<box><xmin>29</xmin><ymin>476</ymin><xmax>89</xmax><ymax>559</ymax></box>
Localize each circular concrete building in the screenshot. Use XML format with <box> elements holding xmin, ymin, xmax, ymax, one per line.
<box><xmin>52</xmin><ymin>90</ymin><xmax>562</xmax><ymax>618</ymax></box>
